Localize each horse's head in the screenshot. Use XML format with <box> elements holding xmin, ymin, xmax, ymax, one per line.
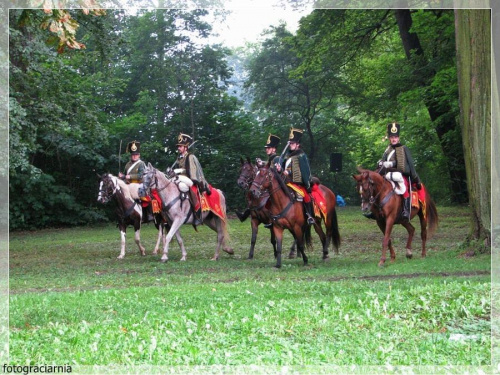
<box><xmin>237</xmin><ymin>156</ymin><xmax>256</xmax><ymax>190</ymax></box>
<box><xmin>140</xmin><ymin>162</ymin><xmax>156</xmax><ymax>197</ymax></box>
<box><xmin>97</xmin><ymin>173</ymin><xmax>119</xmax><ymax>204</ymax></box>
<box><xmin>249</xmin><ymin>163</ymin><xmax>273</xmax><ymax>199</ymax></box>
<box><xmin>352</xmin><ymin>168</ymin><xmax>378</xmax><ymax>214</ymax></box>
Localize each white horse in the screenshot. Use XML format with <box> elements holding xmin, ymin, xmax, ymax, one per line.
<box><xmin>97</xmin><ymin>173</ymin><xmax>181</xmax><ymax>259</ymax></box>
<box><xmin>140</xmin><ymin>163</ymin><xmax>233</xmax><ymax>262</ymax></box>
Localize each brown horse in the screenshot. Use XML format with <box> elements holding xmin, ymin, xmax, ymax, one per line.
<box><xmin>236</xmin><ymin>157</ymin><xmax>297</xmax><ymax>260</ymax></box>
<box><xmin>352</xmin><ymin>168</ymin><xmax>439</xmax><ymax>266</ymax></box>
<box><xmin>250</xmin><ymin>163</ymin><xmax>341</xmax><ymax>268</ymax></box>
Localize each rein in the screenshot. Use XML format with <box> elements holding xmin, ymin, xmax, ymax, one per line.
<box><xmin>364</xmin><ymin>177</ymin><xmax>396</xmax><ymax>213</ymax></box>
<box><xmin>253</xmin><ymin>169</ymin><xmax>294</xmax><ymax>223</ymax></box>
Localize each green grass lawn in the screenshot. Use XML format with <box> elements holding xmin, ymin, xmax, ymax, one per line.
<box><xmin>8</xmin><ymin>206</ymin><xmax>492</xmax><ymax>372</ymax></box>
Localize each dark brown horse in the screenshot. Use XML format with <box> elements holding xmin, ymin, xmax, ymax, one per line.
<box><xmin>236</xmin><ymin>157</ymin><xmax>297</xmax><ymax>259</ymax></box>
<box><xmin>249</xmin><ymin>163</ymin><xmax>341</xmax><ymax>268</ymax></box>
<box><xmin>352</xmin><ymin>168</ymin><xmax>439</xmax><ymax>266</ymax></box>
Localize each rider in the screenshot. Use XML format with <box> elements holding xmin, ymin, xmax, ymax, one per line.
<box><xmin>378</xmin><ymin>122</ymin><xmax>422</xmax><ymax>220</ymax></box>
<box><xmin>236</xmin><ymin>133</ymin><xmax>280</xmax><ymax>222</ymax></box>
<box><xmin>276</xmin><ymin>128</ymin><xmax>315</xmax><ymax>225</ymax></box>
<box><xmin>119</xmin><ymin>140</ymin><xmax>154</xmax><ymax>222</ymax></box>
<box><xmin>169</xmin><ymin>133</ymin><xmax>210</xmax><ymax>226</ymax></box>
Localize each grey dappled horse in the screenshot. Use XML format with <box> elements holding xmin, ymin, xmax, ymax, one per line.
<box><xmin>140</xmin><ymin>163</ymin><xmax>233</xmax><ymax>262</ymax></box>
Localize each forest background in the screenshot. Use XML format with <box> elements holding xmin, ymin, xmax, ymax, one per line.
<box><xmin>7</xmin><ymin>3</ymin><xmax>492</xmax><ymax>247</ymax></box>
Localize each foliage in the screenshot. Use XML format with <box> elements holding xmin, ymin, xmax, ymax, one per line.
<box><xmin>9</xmin><ymin>8</ymin><xmax>474</xmax><ymax>230</ymax></box>
<box><xmin>9</xmin><ymin>207</ymin><xmax>491</xmax><ymax>367</ymax></box>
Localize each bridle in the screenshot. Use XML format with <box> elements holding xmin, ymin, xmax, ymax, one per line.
<box><xmin>99</xmin><ymin>175</ymin><xmax>118</xmax><ymax>203</ymax></box>
<box><xmin>359</xmin><ymin>175</ymin><xmax>395</xmax><ymax>212</ymax></box>
<box><xmin>251</xmin><ymin>168</ymin><xmax>280</xmax><ymax>198</ymax></box>
<box><xmin>238</xmin><ymin>163</ymin><xmax>256</xmax><ymax>190</ymax></box>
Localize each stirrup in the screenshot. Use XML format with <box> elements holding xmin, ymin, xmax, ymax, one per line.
<box><xmin>307</xmin><ymin>215</ymin><xmax>315</xmax><ymax>225</ymax></box>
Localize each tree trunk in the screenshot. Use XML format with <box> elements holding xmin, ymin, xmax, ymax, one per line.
<box><xmin>395</xmin><ymin>9</ymin><xmax>468</xmax><ymax>204</ymax></box>
<box><xmin>454</xmin><ymin>9</ymin><xmax>491</xmax><ymax>244</ymax></box>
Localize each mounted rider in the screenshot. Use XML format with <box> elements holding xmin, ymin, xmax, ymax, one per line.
<box><xmin>119</xmin><ymin>140</ymin><xmax>154</xmax><ymax>222</ymax></box>
<box><xmin>378</xmin><ymin>122</ymin><xmax>422</xmax><ymax>221</ymax></box>
<box><xmin>168</xmin><ymin>133</ymin><xmax>211</xmax><ymax>226</ymax></box>
<box><xmin>236</xmin><ymin>133</ymin><xmax>280</xmax><ymax>222</ymax></box>
<box><xmin>276</xmin><ymin>128</ymin><xmax>315</xmax><ymax>225</ymax></box>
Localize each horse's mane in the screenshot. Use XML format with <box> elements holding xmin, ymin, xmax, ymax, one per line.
<box><xmin>271</xmin><ymin>167</ymin><xmax>294</xmax><ymax>200</ymax></box>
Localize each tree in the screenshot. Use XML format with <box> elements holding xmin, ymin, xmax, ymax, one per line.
<box><xmin>454</xmin><ymin>9</ymin><xmax>491</xmax><ymax>246</ymax></box>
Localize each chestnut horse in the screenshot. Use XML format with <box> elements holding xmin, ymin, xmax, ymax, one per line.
<box><xmin>352</xmin><ymin>168</ymin><xmax>438</xmax><ymax>266</ymax></box>
<box><xmin>236</xmin><ymin>157</ymin><xmax>297</xmax><ymax>260</ymax></box>
<box><xmin>250</xmin><ymin>163</ymin><xmax>341</xmax><ymax>268</ymax></box>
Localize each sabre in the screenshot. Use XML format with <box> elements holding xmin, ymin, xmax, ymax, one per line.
<box><xmin>118</xmin><ymin>139</ymin><xmax>123</xmax><ymax>175</ymax></box>
<box><xmin>277</xmin><ymin>141</ymin><xmax>290</xmax><ymax>167</ymax></box>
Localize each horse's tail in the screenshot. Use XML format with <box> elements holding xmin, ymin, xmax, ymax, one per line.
<box><xmin>329</xmin><ymin>206</ymin><xmax>341</xmax><ymax>253</ymax></box>
<box><xmin>424</xmin><ymin>187</ymin><xmax>439</xmax><ymax>238</ymax></box>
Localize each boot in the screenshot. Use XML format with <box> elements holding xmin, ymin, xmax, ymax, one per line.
<box><xmin>205</xmin><ymin>185</ymin><xmax>212</xmax><ymax>195</ymax></box>
<box><xmin>401</xmin><ymin>196</ymin><xmax>411</xmax><ymax>221</ymax></box>
<box><xmin>189</xmin><ymin>189</ymin><xmax>203</xmax><ymax>226</ymax></box>
<box><xmin>194</xmin><ymin>208</ymin><xmax>203</xmax><ymax>226</ymax></box>
<box><xmin>304</xmin><ymin>201</ymin><xmax>315</xmax><ymax>225</ymax></box>
<box><xmin>147</xmin><ymin>205</ymin><xmax>154</xmax><ymax>222</ymax></box>
<box><xmin>235</xmin><ymin>208</ymin><xmax>250</xmax><ymax>222</ymax></box>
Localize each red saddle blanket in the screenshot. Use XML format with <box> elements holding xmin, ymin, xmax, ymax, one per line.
<box><xmin>193</xmin><ymin>184</ymin><xmax>226</xmax><ymax>222</ymax></box>
<box><xmin>141</xmin><ymin>189</ymin><xmax>162</xmax><ymax>214</ymax></box>
<box><xmin>287</xmin><ymin>183</ymin><xmax>328</xmax><ymax>221</ymax></box>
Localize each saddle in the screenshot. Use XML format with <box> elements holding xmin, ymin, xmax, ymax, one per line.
<box><xmin>286</xmin><ymin>182</ymin><xmax>328</xmax><ymax>221</ymax></box>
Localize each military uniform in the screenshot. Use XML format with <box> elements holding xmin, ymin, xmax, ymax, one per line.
<box><xmin>122</xmin><ymin>141</ymin><xmax>146</xmax><ymax>183</ymax></box>
<box><xmin>379</xmin><ymin>122</ymin><xmax>421</xmax><ymax>221</ymax></box>
<box><xmin>171</xmin><ymin>133</ymin><xmax>210</xmax><ymax>226</ymax></box>
<box><xmin>281</xmin><ymin>128</ymin><xmax>315</xmax><ymax>225</ymax></box>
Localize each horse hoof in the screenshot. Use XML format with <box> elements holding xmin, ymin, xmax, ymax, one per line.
<box><xmin>378</xmin><ymin>261</ymin><xmax>385</xmax><ymax>267</ymax></box>
<box><xmin>322</xmin><ymin>256</ymin><xmax>330</xmax><ymax>262</ymax></box>
<box><xmin>246</xmin><ymin>257</ymin><xmax>254</xmax><ymax>261</ymax></box>
<box><xmin>288</xmin><ymin>253</ymin><xmax>296</xmax><ymax>259</ymax></box>
<box><xmin>406</xmin><ymin>254</ymin><xmax>413</xmax><ymax>259</ymax></box>
<box><xmin>160</xmin><ymin>258</ymin><xmax>168</xmax><ymax>263</ymax></box>
<box><xmin>117</xmin><ymin>256</ymin><xmax>124</xmax><ymax>260</ymax></box>
<box><xmin>223</xmin><ymin>248</ymin><xmax>234</xmax><ymax>255</ymax></box>
<box><xmin>211</xmin><ymin>257</ymin><xmax>219</xmax><ymax>261</ymax></box>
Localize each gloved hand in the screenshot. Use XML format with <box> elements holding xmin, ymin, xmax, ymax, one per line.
<box><xmin>306</xmin><ymin>186</ymin><xmax>312</xmax><ymax>194</ymax></box>
<box><xmin>377</xmin><ymin>160</ymin><xmax>383</xmax><ymax>168</ymax></box>
<box><xmin>416</xmin><ymin>182</ymin><xmax>422</xmax><ymax>190</ymax></box>
<box><xmin>382</xmin><ymin>161</ymin><xmax>394</xmax><ymax>169</ymax></box>
<box><xmin>166</xmin><ymin>168</ymin><xmax>175</xmax><ymax>179</ymax></box>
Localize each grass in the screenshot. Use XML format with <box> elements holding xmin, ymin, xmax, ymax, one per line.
<box><xmin>8</xmin><ymin>206</ymin><xmax>492</xmax><ymax>372</ymax></box>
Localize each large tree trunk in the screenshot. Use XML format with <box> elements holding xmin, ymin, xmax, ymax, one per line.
<box><xmin>395</xmin><ymin>9</ymin><xmax>468</xmax><ymax>204</ymax></box>
<box><xmin>454</xmin><ymin>9</ymin><xmax>491</xmax><ymax>244</ymax></box>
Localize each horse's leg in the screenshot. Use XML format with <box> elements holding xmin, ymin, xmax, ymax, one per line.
<box><xmin>173</xmin><ymin>230</ymin><xmax>187</xmax><ymax>261</ymax></box>
<box><xmin>294</xmin><ymin>227</ymin><xmax>308</xmax><ymax>266</ymax></box>
<box><xmin>288</xmin><ymin>239</ymin><xmax>296</xmax><ymax>259</ymax></box>
<box><xmin>418</xmin><ymin>207</ymin><xmax>428</xmax><ymax>258</ymax></box>
<box><xmin>271</xmin><ymin>228</ymin><xmax>278</xmax><ymax>259</ymax></box>
<box><xmin>376</xmin><ymin>218</ymin><xmax>395</xmax><ymax>266</ymax></box>
<box><xmin>118</xmin><ymin>225</ymin><xmax>126</xmax><ymax>259</ymax></box>
<box><xmin>273</xmin><ymin>225</ymin><xmax>284</xmax><ymax>268</ymax></box>
<box><xmin>161</xmin><ymin>218</ymin><xmax>183</xmax><ymax>263</ymax></box>
<box><xmin>203</xmin><ymin>216</ymin><xmax>222</xmax><ymax>261</ymax></box>
<box><xmin>314</xmin><ymin>221</ymin><xmax>329</xmax><ymax>260</ymax></box>
<box><xmin>133</xmin><ymin>219</ymin><xmax>146</xmax><ymax>256</ymax></box>
<box><xmin>248</xmin><ymin>217</ymin><xmax>259</xmax><ymax>260</ymax></box>
<box><xmin>153</xmin><ymin>223</ymin><xmax>163</xmax><ymax>255</ymax></box>
<box><xmin>400</xmin><ymin>220</ymin><xmax>416</xmax><ymax>260</ymax></box>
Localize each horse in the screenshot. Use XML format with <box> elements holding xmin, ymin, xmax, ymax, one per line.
<box><xmin>140</xmin><ymin>163</ymin><xmax>234</xmax><ymax>262</ymax></box>
<box><xmin>249</xmin><ymin>163</ymin><xmax>341</xmax><ymax>268</ymax></box>
<box><xmin>97</xmin><ymin>173</ymin><xmax>178</xmax><ymax>259</ymax></box>
<box><xmin>352</xmin><ymin>168</ymin><xmax>439</xmax><ymax>267</ymax></box>
<box><xmin>236</xmin><ymin>157</ymin><xmax>297</xmax><ymax>260</ymax></box>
